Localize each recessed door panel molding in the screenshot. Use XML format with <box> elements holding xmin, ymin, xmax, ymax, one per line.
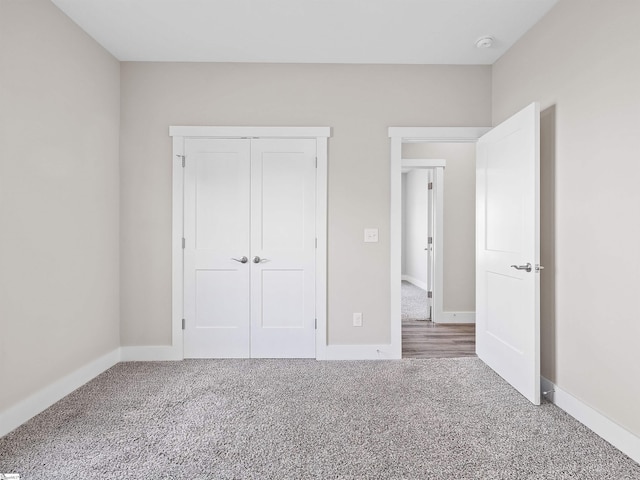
<box><xmin>172</xmin><ymin>127</ymin><xmax>329</xmax><ymax>360</ymax></box>
<box><xmin>485</xmin><ymin>271</ymin><xmax>525</xmax><ymax>354</ymax></box>
<box><xmin>260</xmin><ymin>270</ymin><xmax>305</xmax><ymax>329</ymax></box>
<box><xmin>484</xmin><ymin>135</ymin><xmax>526</xmax><ymax>254</ymax></box>
<box><xmin>195</xmin><ymin>151</ymin><xmax>248</xmax><ymax>252</ymax></box>
<box><xmin>195</xmin><ymin>270</ymin><xmax>247</xmax><ymax>329</ymax></box>
<box><xmin>259</xmin><ymin>152</ymin><xmax>308</xmax><ymax>251</ymax></box>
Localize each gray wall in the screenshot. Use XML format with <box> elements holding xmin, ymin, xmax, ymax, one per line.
<box><xmin>0</xmin><ymin>0</ymin><xmax>121</xmax><ymax>411</ymax></box>
<box><xmin>493</xmin><ymin>0</ymin><xmax>640</xmax><ymax>436</ymax></box>
<box><xmin>119</xmin><ymin>62</ymin><xmax>492</xmax><ymax>346</ymax></box>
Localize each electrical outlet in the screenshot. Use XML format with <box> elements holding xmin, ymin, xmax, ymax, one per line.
<box><xmin>364</xmin><ymin>228</ymin><xmax>378</xmax><ymax>243</ymax></box>
<box><xmin>353</xmin><ymin>312</ymin><xmax>363</xmax><ymax>327</ymax></box>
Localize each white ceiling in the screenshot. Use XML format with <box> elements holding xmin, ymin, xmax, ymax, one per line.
<box><xmin>51</xmin><ymin>0</ymin><xmax>558</xmax><ymax>65</ymax></box>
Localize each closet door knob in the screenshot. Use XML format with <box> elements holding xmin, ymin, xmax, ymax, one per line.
<box><xmin>253</xmin><ymin>256</ymin><xmax>261</xmax><ymax>263</ymax></box>
<box><xmin>231</xmin><ymin>256</ymin><xmax>248</xmax><ymax>264</ymax></box>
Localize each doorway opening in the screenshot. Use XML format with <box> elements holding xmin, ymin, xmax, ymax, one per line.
<box><xmin>390</xmin><ymin>127</ymin><xmax>491</xmax><ymax>359</ymax></box>
<box><xmin>400</xmin><ymin>155</ymin><xmax>477</xmax><ymax>358</ymax></box>
<box><xmin>401</xmin><ymin>161</ymin><xmax>442</xmax><ymax>321</ymax></box>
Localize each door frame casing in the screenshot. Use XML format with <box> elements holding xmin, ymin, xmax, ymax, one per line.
<box><xmin>389</xmin><ymin>127</ymin><xmax>490</xmax><ymax>358</ymax></box>
<box><xmin>170</xmin><ymin>126</ymin><xmax>331</xmax><ymax>360</ymax></box>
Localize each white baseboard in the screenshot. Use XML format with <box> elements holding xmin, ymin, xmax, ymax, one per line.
<box><xmin>120</xmin><ymin>345</ymin><xmax>182</xmax><ymax>361</ymax></box>
<box><xmin>0</xmin><ymin>345</ymin><xmax>185</xmax><ymax>437</ymax></box>
<box><xmin>323</xmin><ymin>344</ymin><xmax>400</xmax><ymax>360</ymax></box>
<box><xmin>401</xmin><ymin>275</ymin><xmax>428</xmax><ymax>291</ymax></box>
<box><xmin>0</xmin><ymin>348</ymin><xmax>120</xmax><ymax>438</ymax></box>
<box><xmin>435</xmin><ymin>311</ymin><xmax>476</xmax><ymax>324</ymax></box>
<box><xmin>541</xmin><ymin>377</ymin><xmax>640</xmax><ymax>464</ymax></box>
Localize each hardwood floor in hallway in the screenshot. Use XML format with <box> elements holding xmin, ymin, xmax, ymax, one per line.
<box><xmin>402</xmin><ymin>320</ymin><xmax>476</xmax><ymax>359</ymax></box>
<box><xmin>401</xmin><ymin>281</ymin><xmax>476</xmax><ymax>358</ymax></box>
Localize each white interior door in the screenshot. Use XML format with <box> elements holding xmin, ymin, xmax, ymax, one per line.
<box><xmin>250</xmin><ymin>139</ymin><xmax>317</xmax><ymax>358</ymax></box>
<box><xmin>183</xmin><ymin>139</ymin><xmax>251</xmax><ymax>358</ymax></box>
<box><xmin>476</xmin><ymin>102</ymin><xmax>541</xmax><ymax>405</ymax></box>
<box><xmin>183</xmin><ymin>137</ymin><xmax>317</xmax><ymax>358</ymax></box>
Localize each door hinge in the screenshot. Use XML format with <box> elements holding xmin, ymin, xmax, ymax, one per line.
<box><xmin>428</xmin><ymin>237</ymin><xmax>433</xmax><ymax>244</ymax></box>
<box><xmin>177</xmin><ymin>154</ymin><xmax>185</xmax><ymax>167</ymax></box>
<box><xmin>182</xmin><ymin>237</ymin><xmax>185</xmax><ymax>249</ymax></box>
<box><xmin>181</xmin><ymin>318</ymin><xmax>186</xmax><ymax>330</ymax></box>
<box><xmin>428</xmin><ymin>182</ymin><xmax>433</xmax><ymax>190</ymax></box>
<box><xmin>427</xmin><ymin>291</ymin><xmax>433</xmax><ymax>299</ymax></box>
<box><xmin>315</xmin><ymin>157</ymin><xmax>318</xmax><ymax>168</ymax></box>
<box><xmin>315</xmin><ymin>318</ymin><xmax>317</xmax><ymax>329</ymax></box>
<box><xmin>315</xmin><ymin>238</ymin><xmax>318</xmax><ymax>248</ymax></box>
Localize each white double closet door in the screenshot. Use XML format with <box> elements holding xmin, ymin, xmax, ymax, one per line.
<box><xmin>183</xmin><ymin>138</ymin><xmax>317</xmax><ymax>358</ymax></box>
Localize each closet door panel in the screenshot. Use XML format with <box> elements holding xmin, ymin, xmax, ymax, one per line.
<box><xmin>183</xmin><ymin>139</ymin><xmax>251</xmax><ymax>358</ymax></box>
<box><xmin>250</xmin><ymin>139</ymin><xmax>317</xmax><ymax>358</ymax></box>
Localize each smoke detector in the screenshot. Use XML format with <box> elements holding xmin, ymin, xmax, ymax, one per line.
<box><xmin>475</xmin><ymin>36</ymin><xmax>494</xmax><ymax>49</ymax></box>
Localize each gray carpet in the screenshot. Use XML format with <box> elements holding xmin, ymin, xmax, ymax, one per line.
<box><xmin>402</xmin><ymin>280</ymin><xmax>430</xmax><ymax>321</ymax></box>
<box><xmin>1</xmin><ymin>358</ymin><xmax>639</xmax><ymax>479</ymax></box>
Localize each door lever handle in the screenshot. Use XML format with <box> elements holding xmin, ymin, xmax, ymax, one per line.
<box><xmin>252</xmin><ymin>256</ymin><xmax>261</xmax><ymax>263</ymax></box>
<box><xmin>231</xmin><ymin>256</ymin><xmax>248</xmax><ymax>264</ymax></box>
<box><xmin>510</xmin><ymin>263</ymin><xmax>532</xmax><ymax>273</ymax></box>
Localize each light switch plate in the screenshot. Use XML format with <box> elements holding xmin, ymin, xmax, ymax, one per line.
<box><xmin>353</xmin><ymin>312</ymin><xmax>363</xmax><ymax>327</ymax></box>
<box><xmin>364</xmin><ymin>228</ymin><xmax>378</xmax><ymax>243</ymax></box>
